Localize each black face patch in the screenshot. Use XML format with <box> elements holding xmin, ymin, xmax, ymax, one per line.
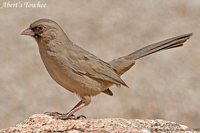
<box><xmin>31</xmin><ymin>25</ymin><xmax>45</xmax><ymax>39</ymax></box>
<box><xmin>32</xmin><ymin>25</ymin><xmax>45</xmax><ymax>35</ymax></box>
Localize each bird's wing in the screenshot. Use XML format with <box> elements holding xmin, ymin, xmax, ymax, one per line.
<box><xmin>67</xmin><ymin>45</ymin><xmax>128</xmax><ymax>87</ymax></box>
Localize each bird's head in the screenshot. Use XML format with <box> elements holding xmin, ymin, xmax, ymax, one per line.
<box><xmin>21</xmin><ymin>19</ymin><xmax>63</xmax><ymax>43</ymax></box>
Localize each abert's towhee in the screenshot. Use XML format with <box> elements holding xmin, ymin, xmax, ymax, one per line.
<box><xmin>21</xmin><ymin>19</ymin><xmax>192</xmax><ymax>119</ymax></box>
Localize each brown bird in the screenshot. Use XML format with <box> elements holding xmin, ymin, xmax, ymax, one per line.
<box><xmin>21</xmin><ymin>19</ymin><xmax>192</xmax><ymax>119</ymax></box>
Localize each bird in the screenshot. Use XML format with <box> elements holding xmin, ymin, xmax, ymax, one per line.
<box><xmin>21</xmin><ymin>19</ymin><xmax>192</xmax><ymax>120</ymax></box>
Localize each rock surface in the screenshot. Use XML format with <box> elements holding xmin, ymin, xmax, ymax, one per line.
<box><xmin>0</xmin><ymin>114</ymin><xmax>199</xmax><ymax>133</ymax></box>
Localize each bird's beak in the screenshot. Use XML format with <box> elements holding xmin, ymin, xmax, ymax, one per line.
<box><xmin>21</xmin><ymin>28</ymin><xmax>35</xmax><ymax>36</ymax></box>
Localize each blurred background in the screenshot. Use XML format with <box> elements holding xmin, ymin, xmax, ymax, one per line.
<box><xmin>0</xmin><ymin>0</ymin><xmax>199</xmax><ymax>129</ymax></box>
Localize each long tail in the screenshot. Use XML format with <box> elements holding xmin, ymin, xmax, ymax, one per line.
<box><xmin>128</xmin><ymin>33</ymin><xmax>192</xmax><ymax>60</ymax></box>
<box><xmin>109</xmin><ymin>33</ymin><xmax>193</xmax><ymax>75</ymax></box>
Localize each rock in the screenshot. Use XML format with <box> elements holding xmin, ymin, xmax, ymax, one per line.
<box><xmin>0</xmin><ymin>114</ymin><xmax>199</xmax><ymax>133</ymax></box>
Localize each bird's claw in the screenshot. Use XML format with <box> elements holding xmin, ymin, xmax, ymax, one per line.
<box><xmin>76</xmin><ymin>115</ymin><xmax>87</xmax><ymax>119</ymax></box>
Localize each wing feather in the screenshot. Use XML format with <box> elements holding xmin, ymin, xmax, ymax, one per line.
<box><xmin>68</xmin><ymin>44</ymin><xmax>128</xmax><ymax>87</ymax></box>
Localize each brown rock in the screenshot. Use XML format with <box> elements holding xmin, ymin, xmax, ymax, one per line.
<box><xmin>0</xmin><ymin>114</ymin><xmax>199</xmax><ymax>133</ymax></box>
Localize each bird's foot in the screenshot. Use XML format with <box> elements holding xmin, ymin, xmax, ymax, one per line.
<box><xmin>44</xmin><ymin>111</ymin><xmax>62</xmax><ymax>116</ymax></box>
<box><xmin>53</xmin><ymin>113</ymin><xmax>87</xmax><ymax>120</ymax></box>
<box><xmin>44</xmin><ymin>112</ymin><xmax>86</xmax><ymax>120</ymax></box>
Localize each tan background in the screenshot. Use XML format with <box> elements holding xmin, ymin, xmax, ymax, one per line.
<box><xmin>0</xmin><ymin>0</ymin><xmax>199</xmax><ymax>129</ymax></box>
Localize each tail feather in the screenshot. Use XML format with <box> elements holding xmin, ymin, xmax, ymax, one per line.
<box><xmin>109</xmin><ymin>33</ymin><xmax>192</xmax><ymax>75</ymax></box>
<box><xmin>164</xmin><ymin>43</ymin><xmax>183</xmax><ymax>50</ymax></box>
<box><xmin>127</xmin><ymin>33</ymin><xmax>192</xmax><ymax>60</ymax></box>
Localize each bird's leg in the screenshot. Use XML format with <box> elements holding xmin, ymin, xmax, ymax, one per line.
<box><xmin>57</xmin><ymin>101</ymin><xmax>86</xmax><ymax>119</ymax></box>
<box><xmin>44</xmin><ymin>101</ymin><xmax>84</xmax><ymax>119</ymax></box>
<box><xmin>55</xmin><ymin>96</ymin><xmax>91</xmax><ymax>120</ymax></box>
<box><xmin>46</xmin><ymin>96</ymin><xmax>91</xmax><ymax>120</ymax></box>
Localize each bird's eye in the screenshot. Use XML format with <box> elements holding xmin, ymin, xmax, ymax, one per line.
<box><xmin>36</xmin><ymin>26</ymin><xmax>43</xmax><ymax>31</ymax></box>
<box><xmin>32</xmin><ymin>25</ymin><xmax>44</xmax><ymax>33</ymax></box>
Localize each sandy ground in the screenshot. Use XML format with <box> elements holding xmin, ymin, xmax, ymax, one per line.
<box><xmin>0</xmin><ymin>0</ymin><xmax>199</xmax><ymax>129</ymax></box>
